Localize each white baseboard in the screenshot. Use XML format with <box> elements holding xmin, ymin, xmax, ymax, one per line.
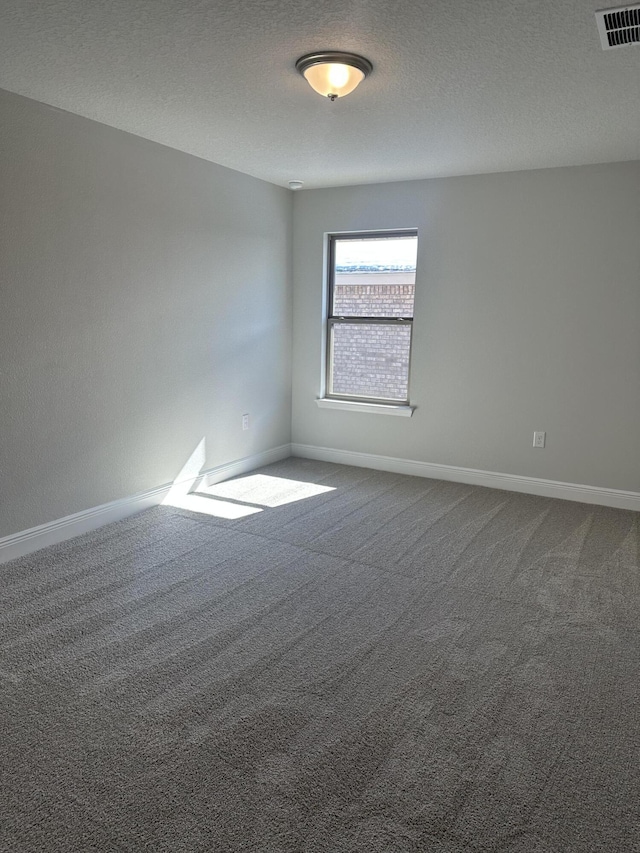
<box><xmin>4</xmin><ymin>440</ymin><xmax>635</xmax><ymax>566</ymax></box>
<box><xmin>0</xmin><ymin>483</ymin><xmax>172</xmax><ymax>566</ymax></box>
<box><xmin>291</xmin><ymin>443</ymin><xmax>640</xmax><ymax>512</ymax></box>
<box><xmin>203</xmin><ymin>444</ymin><xmax>291</xmax><ymax>487</ymax></box>
<box><xmin>0</xmin><ymin>444</ymin><xmax>292</xmax><ymax>566</ymax></box>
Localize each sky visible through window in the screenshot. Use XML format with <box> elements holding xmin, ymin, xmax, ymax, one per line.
<box><xmin>335</xmin><ymin>236</ymin><xmax>417</xmax><ymax>270</ymax></box>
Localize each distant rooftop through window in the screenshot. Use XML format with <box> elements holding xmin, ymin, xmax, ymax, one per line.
<box><xmin>334</xmin><ymin>234</ymin><xmax>417</xmax><ymax>273</ymax></box>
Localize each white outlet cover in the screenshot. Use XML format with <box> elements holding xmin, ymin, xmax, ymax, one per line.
<box><xmin>533</xmin><ymin>431</ymin><xmax>546</xmax><ymax>448</ymax></box>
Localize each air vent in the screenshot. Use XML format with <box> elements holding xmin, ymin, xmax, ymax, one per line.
<box><xmin>596</xmin><ymin>4</ymin><xmax>640</xmax><ymax>48</ymax></box>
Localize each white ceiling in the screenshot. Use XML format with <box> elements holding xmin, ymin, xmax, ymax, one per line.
<box><xmin>0</xmin><ymin>0</ymin><xmax>638</xmax><ymax>188</ymax></box>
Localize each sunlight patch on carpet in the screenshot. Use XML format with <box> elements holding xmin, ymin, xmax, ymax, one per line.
<box><xmin>200</xmin><ymin>474</ymin><xmax>335</xmax><ymax>508</ymax></box>
<box><xmin>165</xmin><ymin>493</ymin><xmax>262</xmax><ymax>519</ymax></box>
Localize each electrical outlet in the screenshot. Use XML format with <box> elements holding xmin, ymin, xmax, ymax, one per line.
<box><xmin>242</xmin><ymin>413</ymin><xmax>250</xmax><ymax>431</ymax></box>
<box><xmin>533</xmin><ymin>431</ymin><xmax>546</xmax><ymax>448</ymax></box>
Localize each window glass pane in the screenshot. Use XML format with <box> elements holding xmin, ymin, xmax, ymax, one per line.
<box><xmin>333</xmin><ymin>236</ymin><xmax>417</xmax><ymax>318</ymax></box>
<box><xmin>330</xmin><ymin>322</ymin><xmax>412</xmax><ymax>402</ymax></box>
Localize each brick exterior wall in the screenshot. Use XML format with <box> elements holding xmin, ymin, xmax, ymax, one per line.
<box><xmin>333</xmin><ymin>284</ymin><xmax>415</xmax><ymax>319</ymax></box>
<box><xmin>330</xmin><ymin>272</ymin><xmax>415</xmax><ymax>401</ymax></box>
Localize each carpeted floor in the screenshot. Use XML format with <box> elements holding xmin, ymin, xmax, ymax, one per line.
<box><xmin>1</xmin><ymin>458</ymin><xmax>639</xmax><ymax>852</ymax></box>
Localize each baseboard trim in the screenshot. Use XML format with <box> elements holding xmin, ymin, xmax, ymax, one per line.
<box><xmin>202</xmin><ymin>444</ymin><xmax>291</xmax><ymax>487</ymax></box>
<box><xmin>0</xmin><ymin>483</ymin><xmax>173</xmax><ymax>566</ymax></box>
<box><xmin>0</xmin><ymin>444</ymin><xmax>293</xmax><ymax>566</ymax></box>
<box><xmin>291</xmin><ymin>443</ymin><xmax>640</xmax><ymax>512</ymax></box>
<box><xmin>5</xmin><ymin>441</ymin><xmax>634</xmax><ymax>565</ymax></box>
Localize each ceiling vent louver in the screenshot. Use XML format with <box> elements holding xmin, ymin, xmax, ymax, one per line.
<box><xmin>596</xmin><ymin>4</ymin><xmax>640</xmax><ymax>48</ymax></box>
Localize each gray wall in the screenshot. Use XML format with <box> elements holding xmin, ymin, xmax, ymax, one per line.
<box><xmin>291</xmin><ymin>163</ymin><xmax>640</xmax><ymax>492</ymax></box>
<box><xmin>2</xmin><ymin>85</ymin><xmax>637</xmax><ymax>540</ymax></box>
<box><xmin>0</xmin><ymin>88</ymin><xmax>292</xmax><ymax>537</ymax></box>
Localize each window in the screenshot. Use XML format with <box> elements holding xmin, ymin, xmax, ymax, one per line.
<box><xmin>325</xmin><ymin>231</ymin><xmax>418</xmax><ymax>406</ymax></box>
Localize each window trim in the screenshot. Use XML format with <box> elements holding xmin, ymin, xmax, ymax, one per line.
<box><xmin>316</xmin><ymin>397</ymin><xmax>414</xmax><ymax>416</ymax></box>
<box><xmin>324</xmin><ymin>229</ymin><xmax>418</xmax><ymax>407</ymax></box>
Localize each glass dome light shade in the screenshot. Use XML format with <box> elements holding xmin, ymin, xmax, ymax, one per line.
<box><xmin>296</xmin><ymin>52</ymin><xmax>372</xmax><ymax>100</ymax></box>
<box><xmin>303</xmin><ymin>63</ymin><xmax>365</xmax><ymax>99</ymax></box>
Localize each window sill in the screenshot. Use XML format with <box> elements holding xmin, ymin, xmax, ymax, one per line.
<box><xmin>316</xmin><ymin>398</ymin><xmax>415</xmax><ymax>417</ymax></box>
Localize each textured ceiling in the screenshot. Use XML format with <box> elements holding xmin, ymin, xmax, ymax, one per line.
<box><xmin>0</xmin><ymin>0</ymin><xmax>638</xmax><ymax>188</ymax></box>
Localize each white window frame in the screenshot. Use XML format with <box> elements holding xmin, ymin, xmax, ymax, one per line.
<box><xmin>319</xmin><ymin>230</ymin><xmax>417</xmax><ymax>415</ymax></box>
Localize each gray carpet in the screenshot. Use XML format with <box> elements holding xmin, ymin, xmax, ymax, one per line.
<box><xmin>1</xmin><ymin>458</ymin><xmax>639</xmax><ymax>852</ymax></box>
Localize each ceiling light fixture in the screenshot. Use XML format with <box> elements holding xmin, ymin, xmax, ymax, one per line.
<box><xmin>295</xmin><ymin>51</ymin><xmax>372</xmax><ymax>101</ymax></box>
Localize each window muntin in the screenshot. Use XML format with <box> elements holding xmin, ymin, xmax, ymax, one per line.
<box><xmin>326</xmin><ymin>232</ymin><xmax>417</xmax><ymax>404</ymax></box>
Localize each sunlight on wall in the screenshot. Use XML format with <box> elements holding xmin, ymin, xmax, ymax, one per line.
<box><xmin>162</xmin><ymin>438</ymin><xmax>208</xmax><ymax>503</ymax></box>
<box><xmin>161</xmin><ymin>438</ymin><xmax>260</xmax><ymax>518</ymax></box>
